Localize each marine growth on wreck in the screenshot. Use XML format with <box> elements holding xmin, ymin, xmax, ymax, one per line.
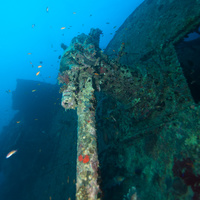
<box><xmin>57</xmin><ymin>0</ymin><xmax>200</xmax><ymax>198</ymax></box>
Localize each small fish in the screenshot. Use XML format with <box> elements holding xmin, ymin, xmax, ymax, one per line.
<box><xmin>30</xmin><ymin>62</ymin><xmax>32</xmax><ymax>64</ymax></box>
<box><xmin>46</xmin><ymin>7</ymin><xmax>49</xmax><ymax>13</ymax></box>
<box><xmin>113</xmin><ymin>26</ymin><xmax>117</xmax><ymax>29</ymax></box>
<box><xmin>36</xmin><ymin>71</ymin><xmax>40</xmax><ymax>76</ymax></box>
<box><xmin>106</xmin><ymin>22</ymin><xmax>110</xmax><ymax>24</ymax></box>
<box><xmin>27</xmin><ymin>53</ymin><xmax>32</xmax><ymax>55</ymax></box>
<box><xmin>16</xmin><ymin>121</ymin><xmax>21</xmax><ymax>123</ymax></box>
<box><xmin>111</xmin><ymin>115</ymin><xmax>116</xmax><ymax>122</ymax></box>
<box><xmin>73</xmin><ymin>12</ymin><xmax>76</xmax><ymax>14</ymax></box>
<box><xmin>38</xmin><ymin>65</ymin><xmax>42</xmax><ymax>68</ymax></box>
<box><xmin>6</xmin><ymin>150</ymin><xmax>17</xmax><ymax>159</ymax></box>
<box><xmin>34</xmin><ymin>119</ymin><xmax>38</xmax><ymax>120</ymax></box>
<box><xmin>32</xmin><ymin>24</ymin><xmax>35</xmax><ymax>28</ymax></box>
<box><xmin>32</xmin><ymin>89</ymin><xmax>36</xmax><ymax>92</ymax></box>
<box><xmin>94</xmin><ymin>73</ymin><xmax>99</xmax><ymax>75</ymax></box>
<box><xmin>104</xmin><ymin>175</ymin><xmax>125</xmax><ymax>189</ymax></box>
<box><xmin>114</xmin><ymin>176</ymin><xmax>125</xmax><ymax>184</ymax></box>
<box><xmin>6</xmin><ymin>90</ymin><xmax>11</xmax><ymax>93</ymax></box>
<box><xmin>61</xmin><ymin>27</ymin><xmax>66</xmax><ymax>30</ymax></box>
<box><xmin>89</xmin><ymin>14</ymin><xmax>92</xmax><ymax>17</ymax></box>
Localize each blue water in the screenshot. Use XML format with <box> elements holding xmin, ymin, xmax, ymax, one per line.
<box><xmin>0</xmin><ymin>0</ymin><xmax>144</xmax><ymax>133</ymax></box>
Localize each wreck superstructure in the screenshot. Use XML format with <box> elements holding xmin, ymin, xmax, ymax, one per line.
<box><xmin>59</xmin><ymin>0</ymin><xmax>200</xmax><ymax>199</ymax></box>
